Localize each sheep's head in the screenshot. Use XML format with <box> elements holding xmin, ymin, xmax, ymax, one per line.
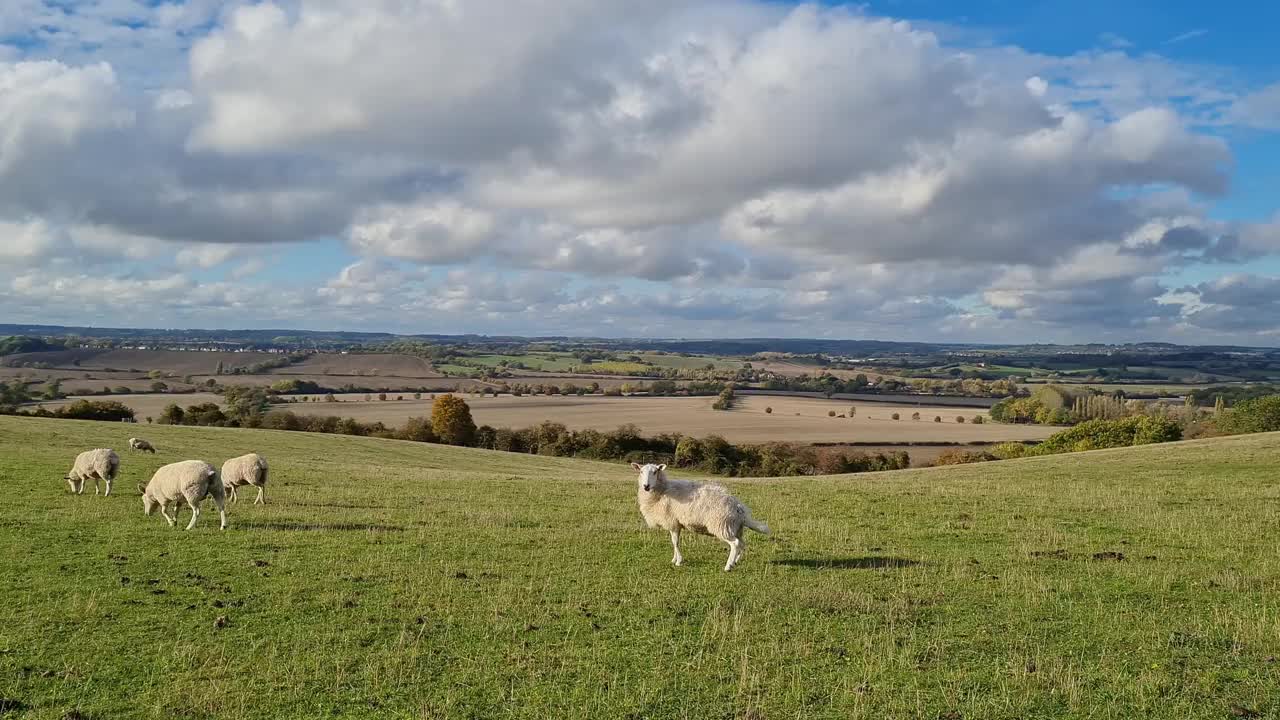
<box><xmin>632</xmin><ymin>463</ymin><xmax>667</xmax><ymax>493</ymax></box>
<box><xmin>142</xmin><ymin>492</ymin><xmax>157</xmax><ymax>515</ymax></box>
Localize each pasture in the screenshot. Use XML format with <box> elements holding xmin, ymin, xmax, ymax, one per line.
<box><xmin>37</xmin><ymin>393</ymin><xmax>1058</xmax><ymax>446</ymax></box>
<box><xmin>1</xmin><ymin>416</ymin><xmax>1278</xmax><ymax>718</ymax></box>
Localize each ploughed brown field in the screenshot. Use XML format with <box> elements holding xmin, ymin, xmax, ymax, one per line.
<box><xmin>37</xmin><ymin>393</ymin><xmax>1056</xmax><ymax>451</ymax></box>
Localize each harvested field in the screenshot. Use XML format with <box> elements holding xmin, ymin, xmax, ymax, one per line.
<box><xmin>47</xmin><ymin>392</ymin><xmax>1057</xmax><ymax>445</ymax></box>
<box><xmin>267</xmin><ymin>353</ymin><xmax>442</xmax><ymax>378</ymax></box>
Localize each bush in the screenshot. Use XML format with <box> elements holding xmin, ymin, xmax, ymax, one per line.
<box><xmin>991</xmin><ymin>442</ymin><xmax>1030</xmax><ymax>460</ymax></box>
<box><xmin>765</xmin><ymin>406</ymin><xmax>773</xmax><ymax>414</ymax></box>
<box><xmin>934</xmin><ymin>416</ymin><xmax>942</xmax><ymax>423</ymax></box>
<box><xmin>400</xmin><ymin>416</ymin><xmax>437</xmax><ymax>443</ymax></box>
<box><xmin>972</xmin><ymin>415</ymin><xmax>985</xmax><ymax>424</ymax></box>
<box><xmin>1035</xmin><ymin>416</ymin><xmax>1182</xmax><ymax>455</ymax></box>
<box><xmin>933</xmin><ymin>448</ymin><xmax>996</xmax><ymax>466</ymax></box>
<box><xmin>54</xmin><ymin>399</ymin><xmax>135</xmax><ymax>422</ymax></box>
<box><xmin>911</xmin><ymin>412</ymin><xmax>921</xmax><ymax>421</ymax></box>
<box><xmin>956</xmin><ymin>416</ymin><xmax>965</xmax><ymax>423</ymax></box>
<box><xmin>827</xmin><ymin>410</ymin><xmax>836</xmax><ymax>417</ymax></box>
<box><xmin>891</xmin><ymin>413</ymin><xmax>900</xmax><ymax>420</ymax></box>
<box><xmin>1214</xmin><ymin>396</ymin><xmax>1280</xmax><ymax>435</ymax></box>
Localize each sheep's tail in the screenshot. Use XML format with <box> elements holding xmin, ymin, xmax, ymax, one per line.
<box><xmin>744</xmin><ymin>515</ymin><xmax>770</xmax><ymax>535</ymax></box>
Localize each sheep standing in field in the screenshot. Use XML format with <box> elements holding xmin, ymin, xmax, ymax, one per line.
<box><xmin>142</xmin><ymin>460</ymin><xmax>227</xmax><ymax>530</ymax></box>
<box><xmin>221</xmin><ymin>453</ymin><xmax>268</xmax><ymax>505</ymax></box>
<box><xmin>128</xmin><ymin>437</ymin><xmax>156</xmax><ymax>454</ymax></box>
<box><xmin>65</xmin><ymin>449</ymin><xmax>120</xmax><ymax>496</ymax></box>
<box><xmin>633</xmin><ymin>463</ymin><xmax>770</xmax><ymax>571</ymax></box>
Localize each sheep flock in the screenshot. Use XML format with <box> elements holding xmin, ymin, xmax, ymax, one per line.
<box><xmin>63</xmin><ymin>439</ymin><xmax>266</xmax><ymax>532</ymax></box>
<box><xmin>61</xmin><ymin>438</ymin><xmax>769</xmax><ymax>570</ymax></box>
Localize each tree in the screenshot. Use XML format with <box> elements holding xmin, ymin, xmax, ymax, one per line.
<box><xmin>765</xmin><ymin>406</ymin><xmax>773</xmax><ymax>414</ymax></box>
<box><xmin>224</xmin><ymin>386</ymin><xmax>270</xmax><ymax>422</ymax></box>
<box><xmin>401</xmin><ymin>416</ymin><xmax>437</xmax><ymax>443</ymax></box>
<box><xmin>1214</xmin><ymin>395</ymin><xmax>1226</xmax><ymax>414</ymax></box>
<box><xmin>148</xmin><ymin>370</ymin><xmax>165</xmax><ymax>380</ymax></box>
<box><xmin>828</xmin><ymin>410</ymin><xmax>836</xmax><ymax>417</ymax></box>
<box><xmin>956</xmin><ymin>416</ymin><xmax>966</xmax><ymax>423</ymax></box>
<box><xmin>431</xmin><ymin>394</ymin><xmax>477</xmax><ymax>446</ymax></box>
<box><xmin>849</xmin><ymin>406</ymin><xmax>857</xmax><ymax>418</ymax></box>
<box><xmin>157</xmin><ymin>404</ymin><xmax>184</xmax><ymax>425</ymax></box>
<box><xmin>150</xmin><ymin>381</ymin><xmax>168</xmax><ymax>393</ymax></box>
<box><xmin>214</xmin><ymin>361</ymin><xmax>224</xmax><ymax>376</ymax></box>
<box><xmin>891</xmin><ymin>413</ymin><xmax>900</xmax><ymax>420</ymax></box>
<box><xmin>378</xmin><ymin>393</ymin><xmax>388</xmax><ymax>401</ymax></box>
<box><xmin>42</xmin><ymin>379</ymin><xmax>65</xmax><ymax>401</ymax></box>
<box><xmin>934</xmin><ymin>416</ymin><xmax>942</xmax><ymax>423</ymax></box>
<box><xmin>414</xmin><ymin>392</ymin><xmax>422</xmax><ymax>400</ymax></box>
<box><xmin>911</xmin><ymin>412</ymin><xmax>921</xmax><ymax>421</ymax></box>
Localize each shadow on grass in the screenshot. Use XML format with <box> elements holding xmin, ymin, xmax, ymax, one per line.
<box><xmin>286</xmin><ymin>501</ymin><xmax>394</xmax><ymax>510</ymax></box>
<box><xmin>238</xmin><ymin>521</ymin><xmax>406</xmax><ymax>532</ymax></box>
<box><xmin>772</xmin><ymin>557</ymin><xmax>919</xmax><ymax>570</ymax></box>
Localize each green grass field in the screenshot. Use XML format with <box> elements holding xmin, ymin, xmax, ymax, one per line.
<box><xmin>635</xmin><ymin>353</ymin><xmax>744</xmax><ymax>371</ymax></box>
<box><xmin>2</xmin><ymin>416</ymin><xmax>1279</xmax><ymax>719</ymax></box>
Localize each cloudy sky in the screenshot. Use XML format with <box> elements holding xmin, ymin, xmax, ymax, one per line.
<box><xmin>2</xmin><ymin>0</ymin><xmax>1279</xmax><ymax>343</ymax></box>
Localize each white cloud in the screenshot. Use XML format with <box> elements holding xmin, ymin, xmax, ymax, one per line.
<box><xmin>0</xmin><ymin>1</ymin><xmax>1277</xmax><ymax>342</ymax></box>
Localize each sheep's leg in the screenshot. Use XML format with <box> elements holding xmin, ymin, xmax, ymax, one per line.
<box><xmin>93</xmin><ymin>477</ymin><xmax>101</xmax><ymax>496</ymax></box>
<box><xmin>184</xmin><ymin>497</ymin><xmax>201</xmax><ymax>531</ymax></box>
<box><xmin>228</xmin><ymin>486</ymin><xmax>238</xmax><ymax>504</ymax></box>
<box><xmin>254</xmin><ymin>484</ymin><xmax>265</xmax><ymax>505</ymax></box>
<box><xmin>159</xmin><ymin>502</ymin><xmax>177</xmax><ymax>527</ymax></box>
<box><xmin>66</xmin><ymin>477</ymin><xmax>77</xmax><ymax>494</ymax></box>
<box><xmin>212</xmin><ymin>491</ymin><xmax>228</xmax><ymax>530</ymax></box>
<box><xmin>670</xmin><ymin>528</ymin><xmax>683</xmax><ymax>567</ymax></box>
<box><xmin>104</xmin><ymin>478</ymin><xmax>113</xmax><ymax>497</ymax></box>
<box><xmin>724</xmin><ymin>537</ymin><xmax>744</xmax><ymax>572</ymax></box>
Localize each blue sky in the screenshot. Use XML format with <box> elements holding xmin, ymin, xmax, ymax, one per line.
<box><xmin>1</xmin><ymin>0</ymin><xmax>1279</xmax><ymax>343</ymax></box>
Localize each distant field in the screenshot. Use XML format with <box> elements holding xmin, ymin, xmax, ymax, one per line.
<box><xmin>460</xmin><ymin>353</ymin><xmax>580</xmax><ymax>372</ymax></box>
<box><xmin>44</xmin><ymin>393</ymin><xmax>1056</xmax><ymax>445</ymax></box>
<box><xmin>3</xmin><ymin>415</ymin><xmax>1279</xmax><ymax>718</ymax></box>
<box><xmin>635</xmin><ymin>352</ymin><xmax>744</xmax><ymax>371</ymax></box>
<box><xmin>6</xmin><ymin>348</ymin><xmax>280</xmax><ymax>374</ymax></box>
<box><xmin>270</xmin><ymin>353</ymin><xmax>442</xmax><ymax>378</ymax></box>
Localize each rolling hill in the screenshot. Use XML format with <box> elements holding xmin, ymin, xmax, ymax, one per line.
<box><xmin>1</xmin><ymin>416</ymin><xmax>1277</xmax><ymax>719</ymax></box>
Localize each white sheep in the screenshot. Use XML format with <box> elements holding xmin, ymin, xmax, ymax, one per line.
<box><xmin>633</xmin><ymin>462</ymin><xmax>770</xmax><ymax>571</ymax></box>
<box><xmin>65</xmin><ymin>449</ymin><xmax>120</xmax><ymax>496</ymax></box>
<box><xmin>128</xmin><ymin>437</ymin><xmax>156</xmax><ymax>454</ymax></box>
<box><xmin>141</xmin><ymin>460</ymin><xmax>227</xmax><ymax>531</ymax></box>
<box><xmin>221</xmin><ymin>453</ymin><xmax>268</xmax><ymax>505</ymax></box>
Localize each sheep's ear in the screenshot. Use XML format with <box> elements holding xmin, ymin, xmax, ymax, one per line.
<box><xmin>630</xmin><ymin>462</ymin><xmax>643</xmax><ymax>471</ymax></box>
<box><xmin>657</xmin><ymin>464</ymin><xmax>667</xmax><ymax>472</ymax></box>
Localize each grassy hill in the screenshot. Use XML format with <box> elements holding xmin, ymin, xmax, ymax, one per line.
<box><xmin>1</xmin><ymin>417</ymin><xmax>1278</xmax><ymax>719</ymax></box>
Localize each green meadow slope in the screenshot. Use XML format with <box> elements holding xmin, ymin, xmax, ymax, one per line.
<box><xmin>1</xmin><ymin>416</ymin><xmax>1278</xmax><ymax>719</ymax></box>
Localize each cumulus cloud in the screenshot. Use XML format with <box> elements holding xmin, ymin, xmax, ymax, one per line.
<box><xmin>1181</xmin><ymin>274</ymin><xmax>1280</xmax><ymax>333</ymax></box>
<box><xmin>0</xmin><ymin>1</ymin><xmax>1278</xmax><ymax>341</ymax></box>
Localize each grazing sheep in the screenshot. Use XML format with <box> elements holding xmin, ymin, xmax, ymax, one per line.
<box><xmin>633</xmin><ymin>462</ymin><xmax>769</xmax><ymax>571</ymax></box>
<box><xmin>221</xmin><ymin>453</ymin><xmax>268</xmax><ymax>505</ymax></box>
<box><xmin>65</xmin><ymin>449</ymin><xmax>120</xmax><ymax>496</ymax></box>
<box><xmin>128</xmin><ymin>437</ymin><xmax>156</xmax><ymax>454</ymax></box>
<box><xmin>142</xmin><ymin>460</ymin><xmax>227</xmax><ymax>530</ymax></box>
